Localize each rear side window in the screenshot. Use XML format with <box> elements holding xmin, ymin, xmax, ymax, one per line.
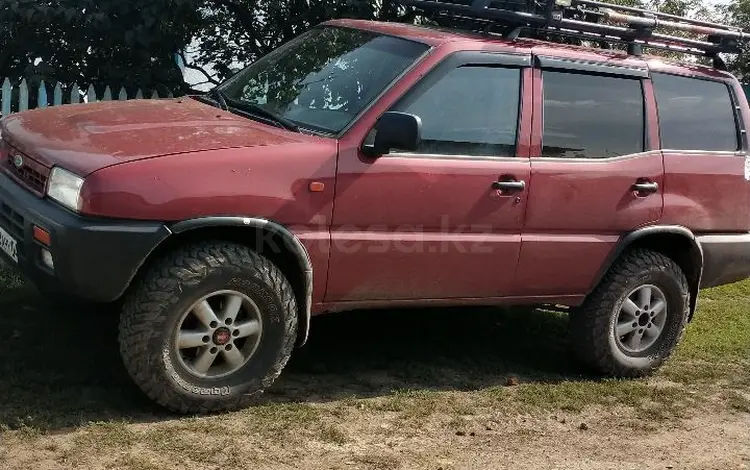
<box><xmin>542</xmin><ymin>71</ymin><xmax>645</xmax><ymax>159</ymax></box>
<box><xmin>651</xmin><ymin>73</ymin><xmax>739</xmax><ymax>152</ymax></box>
<box><xmin>392</xmin><ymin>65</ymin><xmax>521</xmax><ymax>157</ymax></box>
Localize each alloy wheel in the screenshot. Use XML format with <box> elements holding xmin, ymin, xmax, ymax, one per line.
<box><xmin>174</xmin><ymin>290</ymin><xmax>264</xmax><ymax>379</ymax></box>
<box><xmin>614</xmin><ymin>284</ymin><xmax>668</xmax><ymax>354</ymax></box>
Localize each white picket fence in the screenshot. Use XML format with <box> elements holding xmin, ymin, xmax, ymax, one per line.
<box><xmin>0</xmin><ymin>78</ymin><xmax>177</xmax><ymax>117</ymax></box>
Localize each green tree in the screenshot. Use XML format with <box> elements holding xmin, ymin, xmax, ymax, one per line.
<box><xmin>0</xmin><ymin>0</ymin><xmax>201</xmax><ymax>95</ymax></box>
<box><xmin>183</xmin><ymin>0</ymin><xmax>417</xmax><ymax>85</ymax></box>
<box><xmin>186</xmin><ymin>0</ymin><xmax>725</xmax><ymax>86</ymax></box>
<box><xmin>719</xmin><ymin>0</ymin><xmax>750</xmax><ymax>83</ymax></box>
<box><xmin>0</xmin><ymin>0</ymin><xmax>740</xmax><ymax>98</ymax></box>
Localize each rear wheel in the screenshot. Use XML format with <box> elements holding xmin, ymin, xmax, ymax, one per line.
<box><xmin>569</xmin><ymin>248</ymin><xmax>689</xmax><ymax>377</ymax></box>
<box><xmin>118</xmin><ymin>241</ymin><xmax>297</xmax><ymax>413</ymax></box>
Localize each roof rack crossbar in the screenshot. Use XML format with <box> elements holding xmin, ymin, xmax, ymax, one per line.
<box><xmin>541</xmin><ymin>27</ymin><xmax>722</xmax><ymax>56</ymax></box>
<box><xmin>399</xmin><ymin>0</ymin><xmax>544</xmax><ymax>26</ymax></box>
<box><xmin>397</xmin><ymin>0</ymin><xmax>750</xmax><ymax>58</ymax></box>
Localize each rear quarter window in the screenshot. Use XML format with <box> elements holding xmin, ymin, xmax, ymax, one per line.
<box><xmin>651</xmin><ymin>72</ymin><xmax>739</xmax><ymax>152</ymax></box>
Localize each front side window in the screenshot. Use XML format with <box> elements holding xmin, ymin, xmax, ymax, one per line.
<box><xmin>542</xmin><ymin>71</ymin><xmax>645</xmax><ymax>159</ymax></box>
<box><xmin>218</xmin><ymin>26</ymin><xmax>429</xmax><ymax>134</ymax></box>
<box><xmin>391</xmin><ymin>65</ymin><xmax>522</xmax><ymax>156</ymax></box>
<box><xmin>651</xmin><ymin>73</ymin><xmax>739</xmax><ymax>152</ymax></box>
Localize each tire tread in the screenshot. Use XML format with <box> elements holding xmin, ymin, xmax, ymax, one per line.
<box><xmin>118</xmin><ymin>241</ymin><xmax>297</xmax><ymax>413</ymax></box>
<box><xmin>569</xmin><ymin>248</ymin><xmax>689</xmax><ymax>377</ymax></box>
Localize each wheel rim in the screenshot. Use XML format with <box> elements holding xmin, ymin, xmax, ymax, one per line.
<box><xmin>174</xmin><ymin>290</ymin><xmax>263</xmax><ymax>379</ymax></box>
<box><xmin>614</xmin><ymin>284</ymin><xmax>668</xmax><ymax>354</ymax></box>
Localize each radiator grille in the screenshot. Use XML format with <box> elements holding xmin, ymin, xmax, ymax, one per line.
<box><xmin>1</xmin><ymin>141</ymin><xmax>50</xmax><ymax>195</ymax></box>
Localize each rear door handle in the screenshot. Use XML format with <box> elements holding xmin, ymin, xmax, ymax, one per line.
<box><xmin>632</xmin><ymin>181</ymin><xmax>659</xmax><ymax>194</ymax></box>
<box><xmin>492</xmin><ymin>180</ymin><xmax>526</xmax><ymax>192</ymax></box>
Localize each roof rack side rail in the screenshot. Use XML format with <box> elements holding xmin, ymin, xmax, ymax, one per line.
<box><xmin>575</xmin><ymin>0</ymin><xmax>743</xmax><ymax>33</ymax></box>
<box><xmin>396</xmin><ymin>0</ymin><xmax>750</xmax><ymax>59</ymax></box>
<box><xmin>591</xmin><ymin>6</ymin><xmax>749</xmax><ymax>41</ymax></box>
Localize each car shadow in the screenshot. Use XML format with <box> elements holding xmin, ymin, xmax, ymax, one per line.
<box><xmin>0</xmin><ymin>287</ymin><xmax>587</xmax><ymax>432</ymax></box>
<box><xmin>273</xmin><ymin>304</ymin><xmax>582</xmax><ymax>402</ymax></box>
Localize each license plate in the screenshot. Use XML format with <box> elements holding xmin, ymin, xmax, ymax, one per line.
<box><xmin>0</xmin><ymin>225</ymin><xmax>18</xmax><ymax>263</ymax></box>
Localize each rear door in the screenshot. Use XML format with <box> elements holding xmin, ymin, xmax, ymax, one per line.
<box><xmin>514</xmin><ymin>55</ymin><xmax>665</xmax><ymax>298</ymax></box>
<box><xmin>650</xmin><ymin>70</ymin><xmax>750</xmax><ymax>232</ymax></box>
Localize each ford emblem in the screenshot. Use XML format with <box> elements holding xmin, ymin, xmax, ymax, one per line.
<box><xmin>12</xmin><ymin>153</ymin><xmax>23</xmax><ymax>169</ymax></box>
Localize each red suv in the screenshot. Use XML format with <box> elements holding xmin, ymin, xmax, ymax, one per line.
<box><xmin>1</xmin><ymin>0</ymin><xmax>749</xmax><ymax>413</ymax></box>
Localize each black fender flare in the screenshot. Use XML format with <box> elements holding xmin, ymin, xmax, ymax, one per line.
<box><xmin>588</xmin><ymin>225</ymin><xmax>704</xmax><ymax>319</ymax></box>
<box><xmin>169</xmin><ymin>216</ymin><xmax>314</xmax><ymax>347</ymax></box>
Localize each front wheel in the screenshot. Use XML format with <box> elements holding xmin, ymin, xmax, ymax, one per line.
<box><xmin>569</xmin><ymin>248</ymin><xmax>689</xmax><ymax>377</ymax></box>
<box><xmin>118</xmin><ymin>241</ymin><xmax>298</xmax><ymax>413</ymax></box>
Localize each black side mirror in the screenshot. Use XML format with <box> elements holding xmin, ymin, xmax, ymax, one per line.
<box><xmin>363</xmin><ymin>111</ymin><xmax>422</xmax><ymax>157</ymax></box>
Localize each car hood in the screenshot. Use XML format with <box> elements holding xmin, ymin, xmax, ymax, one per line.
<box><xmin>0</xmin><ymin>97</ymin><xmax>322</xmax><ymax>176</ymax></box>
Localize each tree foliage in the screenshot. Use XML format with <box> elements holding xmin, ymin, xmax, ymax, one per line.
<box><xmin>186</xmin><ymin>0</ymin><xmax>733</xmax><ymax>85</ymax></box>
<box><xmin>184</xmin><ymin>0</ymin><xmax>418</xmax><ymax>85</ymax></box>
<box><xmin>0</xmin><ymin>0</ymin><xmax>201</xmax><ymax>93</ymax></box>
<box><xmin>2</xmin><ymin>0</ymin><xmax>750</xmax><ymax>93</ymax></box>
<box><xmin>719</xmin><ymin>0</ymin><xmax>750</xmax><ymax>82</ymax></box>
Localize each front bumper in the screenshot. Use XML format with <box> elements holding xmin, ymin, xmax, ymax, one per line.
<box><xmin>0</xmin><ymin>172</ymin><xmax>170</xmax><ymax>303</ymax></box>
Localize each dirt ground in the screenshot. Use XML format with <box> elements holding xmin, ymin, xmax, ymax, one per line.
<box><xmin>2</xmin><ymin>405</ymin><xmax>748</xmax><ymax>470</ymax></box>
<box><xmin>1</xmin><ymin>269</ymin><xmax>749</xmax><ymax>470</ymax></box>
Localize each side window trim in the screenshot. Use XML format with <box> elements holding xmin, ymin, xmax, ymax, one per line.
<box><xmin>535</xmin><ymin>55</ymin><xmax>650</xmax><ymax>79</ymax></box>
<box><xmin>725</xmin><ymin>81</ymin><xmax>747</xmax><ymax>153</ymax></box>
<box><xmin>534</xmin><ymin>57</ymin><xmax>649</xmax><ymax>160</ymax></box>
<box><xmin>380</xmin><ymin>50</ymin><xmax>531</xmax><ymax>161</ymax></box>
<box><xmin>727</xmin><ymin>84</ymin><xmax>748</xmax><ymax>154</ymax></box>
<box><xmin>651</xmin><ymin>71</ymin><xmax>743</xmax><ymax>153</ymax></box>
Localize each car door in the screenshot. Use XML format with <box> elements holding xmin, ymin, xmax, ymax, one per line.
<box><xmin>513</xmin><ymin>54</ymin><xmax>665</xmax><ymax>298</ymax></box>
<box><xmin>325</xmin><ymin>51</ymin><xmax>533</xmax><ymax>303</ymax></box>
<box><xmin>649</xmin><ymin>70</ymin><xmax>750</xmax><ymax>233</ymax></box>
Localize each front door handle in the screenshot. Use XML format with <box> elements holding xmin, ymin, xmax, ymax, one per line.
<box><xmin>492</xmin><ymin>180</ymin><xmax>526</xmax><ymax>192</ymax></box>
<box><xmin>632</xmin><ymin>181</ymin><xmax>659</xmax><ymax>194</ymax></box>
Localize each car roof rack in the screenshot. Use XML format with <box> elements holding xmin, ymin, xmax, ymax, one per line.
<box><xmin>397</xmin><ymin>0</ymin><xmax>750</xmax><ymax>68</ymax></box>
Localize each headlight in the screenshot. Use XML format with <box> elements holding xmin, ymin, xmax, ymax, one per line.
<box><xmin>47</xmin><ymin>167</ymin><xmax>84</xmax><ymax>212</ymax></box>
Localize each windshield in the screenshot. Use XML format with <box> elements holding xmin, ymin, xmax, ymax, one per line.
<box><xmin>218</xmin><ymin>26</ymin><xmax>430</xmax><ymax>134</ymax></box>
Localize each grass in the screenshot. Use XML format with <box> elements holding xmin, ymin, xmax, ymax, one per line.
<box><xmin>723</xmin><ymin>390</ymin><xmax>750</xmax><ymax>413</ymax></box>
<box><xmin>0</xmin><ymin>264</ymin><xmax>748</xmax><ymax>468</ymax></box>
<box><xmin>318</xmin><ymin>423</ymin><xmax>350</xmax><ymax>445</ymax></box>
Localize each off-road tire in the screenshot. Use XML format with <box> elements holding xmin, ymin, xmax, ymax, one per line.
<box><xmin>569</xmin><ymin>248</ymin><xmax>689</xmax><ymax>377</ymax></box>
<box><xmin>118</xmin><ymin>241</ymin><xmax>298</xmax><ymax>413</ymax></box>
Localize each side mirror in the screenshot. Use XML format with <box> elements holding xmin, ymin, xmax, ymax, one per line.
<box><xmin>363</xmin><ymin>111</ymin><xmax>422</xmax><ymax>157</ymax></box>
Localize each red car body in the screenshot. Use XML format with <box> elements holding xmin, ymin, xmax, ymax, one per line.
<box><xmin>2</xmin><ymin>19</ymin><xmax>750</xmax><ymax>313</ymax></box>
<box><xmin>1</xmin><ymin>16</ymin><xmax>749</xmax><ymax>412</ymax></box>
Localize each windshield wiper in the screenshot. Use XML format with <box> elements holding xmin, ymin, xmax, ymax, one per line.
<box><xmin>208</xmin><ymin>88</ymin><xmax>229</xmax><ymax>111</ymax></box>
<box><xmin>225</xmin><ymin>99</ymin><xmax>301</xmax><ymax>133</ymax></box>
